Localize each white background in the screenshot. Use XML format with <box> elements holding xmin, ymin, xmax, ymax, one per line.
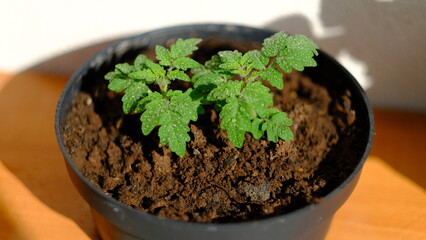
<box><xmin>1</xmin><ymin>0</ymin><xmax>425</xmax><ymax>111</ymax></box>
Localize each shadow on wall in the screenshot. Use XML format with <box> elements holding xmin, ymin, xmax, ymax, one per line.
<box><xmin>265</xmin><ymin>0</ymin><xmax>426</xmax><ymax>112</ymax></box>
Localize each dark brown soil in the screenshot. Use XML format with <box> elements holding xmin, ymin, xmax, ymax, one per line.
<box><xmin>62</xmin><ymin>68</ymin><xmax>355</xmax><ymax>223</ymax></box>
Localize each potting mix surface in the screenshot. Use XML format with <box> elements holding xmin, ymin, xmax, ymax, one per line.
<box><xmin>62</xmin><ymin>67</ymin><xmax>355</xmax><ymax>222</ymax></box>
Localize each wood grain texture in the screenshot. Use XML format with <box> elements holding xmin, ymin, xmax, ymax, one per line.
<box><xmin>0</xmin><ymin>72</ymin><xmax>425</xmax><ymax>240</ymax></box>
<box><xmin>370</xmin><ymin>108</ymin><xmax>426</xmax><ymax>188</ymax></box>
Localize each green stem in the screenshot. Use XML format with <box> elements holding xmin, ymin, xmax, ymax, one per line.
<box><xmin>246</xmin><ymin>56</ymin><xmax>277</xmax><ymax>84</ymax></box>
<box><xmin>267</xmin><ymin>56</ymin><xmax>277</xmax><ymax>69</ymax></box>
<box><xmin>159</xmin><ymin>78</ymin><xmax>169</xmax><ymax>97</ymax></box>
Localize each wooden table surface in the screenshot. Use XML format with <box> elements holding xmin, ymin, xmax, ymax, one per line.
<box><xmin>0</xmin><ymin>69</ymin><xmax>425</xmax><ymax>240</ymax></box>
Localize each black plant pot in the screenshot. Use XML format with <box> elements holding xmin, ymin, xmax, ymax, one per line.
<box><xmin>55</xmin><ymin>24</ymin><xmax>374</xmax><ymax>240</ymax></box>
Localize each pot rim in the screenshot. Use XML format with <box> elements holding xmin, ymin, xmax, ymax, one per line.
<box><xmin>55</xmin><ymin>23</ymin><xmax>374</xmax><ymax>229</ymax></box>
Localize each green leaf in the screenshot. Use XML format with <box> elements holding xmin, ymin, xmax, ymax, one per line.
<box><xmin>250</xmin><ymin>118</ymin><xmax>265</xmax><ymax>140</ymax></box>
<box><xmin>107</xmin><ymin>78</ymin><xmax>132</xmax><ymax>92</ymax></box>
<box><xmin>262</xmin><ymin>110</ymin><xmax>293</xmax><ymax>142</ymax></box>
<box><xmin>218</xmin><ymin>50</ymin><xmax>243</xmax><ymax>70</ymax></box>
<box><xmin>158</xmin><ymin>122</ymin><xmax>190</xmax><ymax>157</ymax></box>
<box><xmin>276</xmin><ymin>49</ymin><xmax>317</xmax><ymax>72</ymax></box>
<box><xmin>261</xmin><ymin>67</ymin><xmax>284</xmax><ymax>89</ymax></box>
<box><xmin>278</xmin><ymin>127</ymin><xmax>293</xmax><ymax>141</ymax></box>
<box><xmin>207</xmin><ymin>80</ymin><xmax>242</xmax><ymax>101</ymax></box>
<box><xmin>242</xmin><ymin>50</ymin><xmax>268</xmax><ymax>70</ymax></box>
<box><xmin>241</xmin><ymin>82</ymin><xmax>273</xmax><ymax>118</ymax></box>
<box><xmin>275</xmin><ymin>57</ymin><xmax>292</xmax><ymax>73</ymax></box>
<box><xmin>167</xmin><ymin>70</ymin><xmax>190</xmax><ymax>82</ymax></box>
<box><xmin>219</xmin><ymin>96</ymin><xmax>251</xmax><ymax>148</ymax></box>
<box><xmin>262</xmin><ymin>33</ymin><xmax>318</xmax><ymax>72</ymax></box>
<box><xmin>190</xmin><ymin>64</ymin><xmax>209</xmax><ymax>77</ymax></box>
<box><xmin>205</xmin><ymin>55</ymin><xmax>224</xmax><ymax>70</ymax></box>
<box><xmin>203</xmin><ymin>55</ymin><xmax>235</xmax><ymax>78</ymax></box>
<box><xmin>287</xmin><ymin>35</ymin><xmax>318</xmax><ymax>56</ymax></box>
<box><xmin>128</xmin><ymin>69</ymin><xmax>157</xmax><ymax>84</ymax></box>
<box><xmin>156</xmin><ymin>45</ymin><xmax>172</xmax><ymax>66</ymax></box>
<box><xmin>262</xmin><ymin>32</ymin><xmax>288</xmax><ymax>57</ymax></box>
<box><xmin>247</xmin><ymin>108</ymin><xmax>294</xmax><ymax>142</ymax></box>
<box><xmin>170</xmin><ymin>38</ymin><xmax>202</xmax><ymax>58</ymax></box>
<box><xmin>105</xmin><ymin>71</ymin><xmax>121</xmax><ymax>81</ymax></box>
<box><xmin>140</xmin><ymin>90</ymin><xmax>199</xmax><ymax>156</ymax></box>
<box><xmin>134</xmin><ymin>54</ymin><xmax>151</xmax><ymax>70</ymax></box>
<box><xmin>173</xmin><ymin>57</ymin><xmax>200</xmax><ymax>70</ymax></box>
<box><xmin>115</xmin><ymin>63</ymin><xmax>135</xmax><ymax>75</ymax></box>
<box><xmin>134</xmin><ymin>91</ymin><xmax>162</xmax><ymax>114</ymax></box>
<box><xmin>275</xmin><ymin>35</ymin><xmax>319</xmax><ymax>72</ymax></box>
<box><xmin>140</xmin><ymin>97</ymin><xmax>167</xmax><ymax>135</ymax></box>
<box><xmin>193</xmin><ymin>72</ymin><xmax>223</xmax><ymax>88</ymax></box>
<box><xmin>167</xmin><ymin>90</ymin><xmax>199</xmax><ymax>123</ymax></box>
<box><xmin>192</xmin><ymin>73</ymin><xmax>225</xmax><ymax>103</ymax></box>
<box><xmin>146</xmin><ymin>61</ymin><xmax>166</xmax><ymax>77</ymax></box>
<box><xmin>122</xmin><ymin>83</ymin><xmax>150</xmax><ymax>114</ymax></box>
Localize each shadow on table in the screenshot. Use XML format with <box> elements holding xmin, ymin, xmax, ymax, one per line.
<box><xmin>0</xmin><ymin>197</ymin><xmax>26</xmax><ymax>240</ymax></box>
<box><xmin>0</xmin><ymin>38</ymin><xmax>120</xmax><ymax>239</ymax></box>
